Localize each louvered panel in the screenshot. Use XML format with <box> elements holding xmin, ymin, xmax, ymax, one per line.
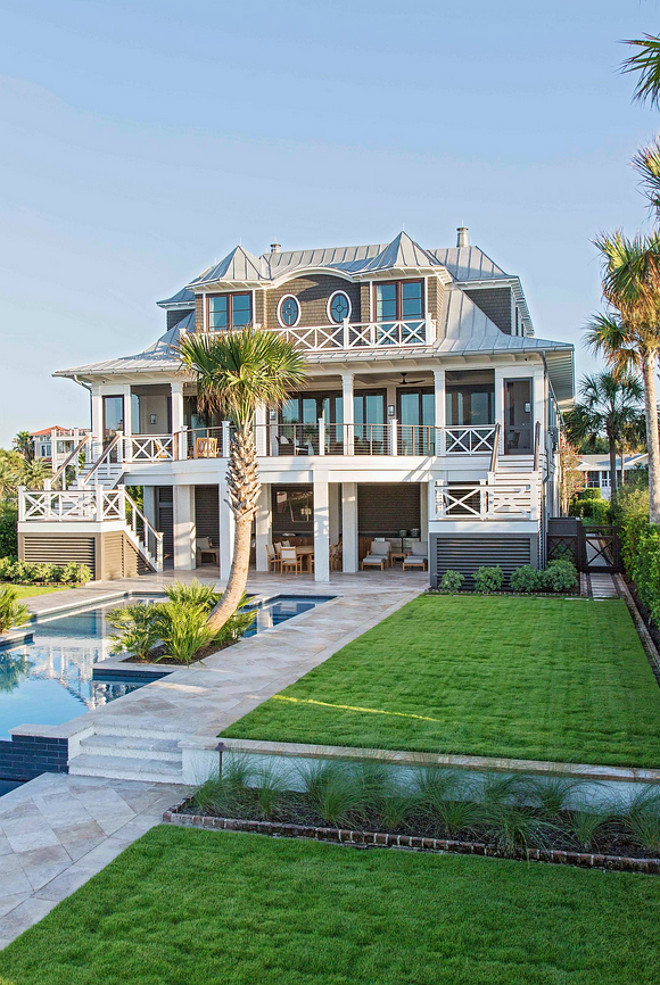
<box><xmin>195</xmin><ymin>485</ymin><xmax>220</xmax><ymax>541</ymax></box>
<box><xmin>22</xmin><ymin>535</ymin><xmax>96</xmax><ymax>568</ymax></box>
<box><xmin>433</xmin><ymin>535</ymin><xmax>533</xmax><ymax>584</ymax></box>
<box><xmin>358</xmin><ymin>483</ymin><xmax>421</xmax><ymax>537</ymax></box>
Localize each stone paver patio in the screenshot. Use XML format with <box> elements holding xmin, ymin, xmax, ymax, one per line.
<box><xmin>0</xmin><ymin>773</ymin><xmax>187</xmax><ymax>948</ymax></box>
<box><xmin>0</xmin><ymin>567</ymin><xmax>426</xmax><ymax>946</ymax></box>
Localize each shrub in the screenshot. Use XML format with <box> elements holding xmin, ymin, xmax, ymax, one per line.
<box><xmin>439</xmin><ymin>569</ymin><xmax>465</xmax><ymax>591</ymax></box>
<box><xmin>164</xmin><ymin>580</ymin><xmax>220</xmax><ymax>610</ymax></box>
<box><xmin>612</xmin><ymin>487</ymin><xmax>660</xmax><ymax>624</ymax></box>
<box><xmin>60</xmin><ymin>561</ymin><xmax>90</xmax><ymax>584</ymax></box>
<box><xmin>107</xmin><ymin>602</ymin><xmax>162</xmax><ymax>661</ymax></box>
<box><xmin>473</xmin><ymin>565</ymin><xmax>504</xmax><ymax>593</ymax></box>
<box><xmin>579</xmin><ymin>488</ymin><xmax>602</xmax><ymax>501</ymax></box>
<box><xmin>541</xmin><ymin>558</ymin><xmax>578</xmax><ymax>593</ymax></box>
<box><xmin>0</xmin><ymin>503</ymin><xmax>18</xmax><ymax>558</ymax></box>
<box><xmin>509</xmin><ymin>565</ymin><xmax>543</xmax><ymax>594</ymax></box>
<box><xmin>568</xmin><ymin>804</ymin><xmax>613</xmax><ymax>852</ymax></box>
<box><xmin>0</xmin><ymin>585</ymin><xmax>31</xmax><ymax>634</ymax></box>
<box><xmin>589</xmin><ymin>499</ymin><xmax>612</xmax><ymax>524</ymax></box>
<box><xmin>298</xmin><ymin>760</ymin><xmax>365</xmax><ymax>827</ymax></box>
<box><xmin>0</xmin><ymin>556</ymin><xmax>16</xmax><ymax>581</ymax></box>
<box><xmin>154</xmin><ymin>601</ymin><xmax>217</xmax><ymax>666</ymax></box>
<box><xmin>619</xmin><ymin>788</ymin><xmax>660</xmax><ymax>855</ymax></box>
<box><xmin>34</xmin><ymin>562</ymin><xmax>59</xmax><ymax>584</ymax></box>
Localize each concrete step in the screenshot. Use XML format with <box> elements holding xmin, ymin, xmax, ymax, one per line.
<box><xmin>86</xmin><ymin>723</ymin><xmax>184</xmax><ymax>741</ymax></box>
<box><xmin>79</xmin><ymin>734</ymin><xmax>181</xmax><ymax>762</ymax></box>
<box><xmin>69</xmin><ymin>752</ymin><xmax>183</xmax><ymax>783</ymax></box>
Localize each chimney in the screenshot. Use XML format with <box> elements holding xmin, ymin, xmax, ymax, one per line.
<box><xmin>456</xmin><ymin>226</ymin><xmax>469</xmax><ymax>248</ymax></box>
<box><xmin>270</xmin><ymin>242</ymin><xmax>281</xmax><ymax>253</ymax></box>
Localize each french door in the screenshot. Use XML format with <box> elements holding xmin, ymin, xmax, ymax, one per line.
<box><xmin>503</xmin><ymin>379</ymin><xmax>533</xmax><ymax>455</ymax></box>
<box><xmin>397</xmin><ymin>388</ymin><xmax>435</xmax><ymax>454</ymax></box>
<box><xmin>102</xmin><ymin>395</ymin><xmax>124</xmax><ymax>462</ymax></box>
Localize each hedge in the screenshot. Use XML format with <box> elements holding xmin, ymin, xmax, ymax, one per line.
<box><xmin>613</xmin><ymin>487</ymin><xmax>660</xmax><ymax>625</ymax></box>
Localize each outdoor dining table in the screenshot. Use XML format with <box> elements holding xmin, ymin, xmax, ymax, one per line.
<box><xmin>295</xmin><ymin>545</ymin><xmax>315</xmax><ymax>572</ymax></box>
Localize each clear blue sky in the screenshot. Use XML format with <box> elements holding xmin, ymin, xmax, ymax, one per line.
<box><xmin>1</xmin><ymin>0</ymin><xmax>659</xmax><ymax>444</ymax></box>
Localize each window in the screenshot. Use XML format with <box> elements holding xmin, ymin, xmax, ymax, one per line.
<box><xmin>374</xmin><ymin>280</ymin><xmax>424</xmax><ymax>323</ymax></box>
<box><xmin>207</xmin><ymin>292</ymin><xmax>252</xmax><ymax>331</ymax></box>
<box><xmin>278</xmin><ymin>295</ymin><xmax>301</xmax><ymax>328</ymax></box>
<box><xmin>328</xmin><ymin>291</ymin><xmax>351</xmax><ymax>324</ymax></box>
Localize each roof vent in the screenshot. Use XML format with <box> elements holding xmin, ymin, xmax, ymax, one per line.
<box><xmin>456</xmin><ymin>227</ymin><xmax>469</xmax><ymax>248</ymax></box>
<box><xmin>270</xmin><ymin>242</ymin><xmax>281</xmax><ymax>253</ymax></box>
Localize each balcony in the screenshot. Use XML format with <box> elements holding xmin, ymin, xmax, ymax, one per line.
<box><xmin>205</xmin><ymin>316</ymin><xmax>436</xmax><ymax>351</ymax></box>
<box><xmin>114</xmin><ymin>423</ymin><xmax>499</xmax><ymax>463</ymax></box>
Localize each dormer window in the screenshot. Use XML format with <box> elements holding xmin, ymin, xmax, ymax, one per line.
<box><xmin>207</xmin><ymin>292</ymin><xmax>252</xmax><ymax>331</ymax></box>
<box><xmin>375</xmin><ymin>280</ymin><xmax>424</xmax><ymax>322</ymax></box>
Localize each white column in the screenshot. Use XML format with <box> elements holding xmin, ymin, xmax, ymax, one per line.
<box><xmin>143</xmin><ymin>486</ymin><xmax>157</xmax><ymax>528</ymax></box>
<box><xmin>341</xmin><ymin>482</ymin><xmax>358</xmax><ymax>573</ymax></box>
<box><xmin>329</xmin><ymin>483</ymin><xmax>340</xmax><ymax>544</ymax></box>
<box><xmin>218</xmin><ymin>482</ymin><xmax>235</xmax><ymax>582</ymax></box>
<box><xmin>433</xmin><ymin>368</ymin><xmax>446</xmax><ymax>455</ymax></box>
<box><xmin>171</xmin><ymin>381</ymin><xmax>184</xmax><ymax>435</ymax></box>
<box><xmin>420</xmin><ymin>482</ymin><xmax>429</xmax><ymax>541</ymax></box>
<box><xmin>313</xmin><ymin>475</ymin><xmax>330</xmax><ymax>582</ymax></box>
<box><xmin>255</xmin><ymin>483</ymin><xmax>271</xmax><ymax>572</ymax></box>
<box><xmin>173</xmin><ymin>485</ymin><xmax>196</xmax><ymax>570</ymax></box>
<box><xmin>91</xmin><ymin>386</ymin><xmax>103</xmax><ymax>459</ymax></box>
<box><xmin>494</xmin><ymin>367</ymin><xmax>506</xmax><ymax>456</ymax></box>
<box><xmin>121</xmin><ymin>384</ymin><xmax>132</xmax><ymax>437</ymax></box>
<box><xmin>533</xmin><ymin>368</ymin><xmax>545</xmax><ymax>448</ymax></box>
<box><xmin>255</xmin><ymin>404</ymin><xmax>267</xmax><ymax>457</ymax></box>
<box><xmin>342</xmin><ymin>373</ymin><xmax>354</xmax><ymax>455</ymax></box>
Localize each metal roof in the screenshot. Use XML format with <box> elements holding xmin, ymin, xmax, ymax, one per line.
<box><xmin>577</xmin><ymin>453</ymin><xmax>648</xmax><ymax>471</ymax></box>
<box><xmin>156</xmin><ymin>233</ymin><xmax>518</xmax><ymax>303</ymax></box>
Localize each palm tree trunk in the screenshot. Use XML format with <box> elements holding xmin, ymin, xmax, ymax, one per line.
<box><xmin>641</xmin><ymin>351</ymin><xmax>660</xmax><ymax>523</ymax></box>
<box><xmin>620</xmin><ymin>446</ymin><xmax>626</xmax><ymax>486</ymax></box>
<box><xmin>207</xmin><ymin>427</ymin><xmax>259</xmax><ymax>633</ymax></box>
<box><xmin>608</xmin><ymin>436</ymin><xmax>618</xmax><ymax>499</ymax></box>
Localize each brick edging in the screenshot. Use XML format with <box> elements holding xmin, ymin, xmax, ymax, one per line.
<box><xmin>162</xmin><ymin>807</ymin><xmax>660</xmax><ymax>874</ymax></box>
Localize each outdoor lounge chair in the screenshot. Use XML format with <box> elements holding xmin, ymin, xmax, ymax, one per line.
<box><xmin>403</xmin><ymin>545</ymin><xmax>428</xmax><ymax>571</ymax></box>
<box><xmin>196</xmin><ymin>537</ymin><xmax>219</xmax><ymax>565</ymax></box>
<box><xmin>361</xmin><ymin>540</ymin><xmax>390</xmax><ymax>571</ymax></box>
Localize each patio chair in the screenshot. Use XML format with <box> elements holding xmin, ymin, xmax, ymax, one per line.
<box><xmin>195</xmin><ymin>436</ymin><xmax>218</xmax><ymax>458</ymax></box>
<box><xmin>265</xmin><ymin>544</ymin><xmax>281</xmax><ymax>572</ymax></box>
<box><xmin>403</xmin><ymin>544</ymin><xmax>428</xmax><ymax>571</ymax></box>
<box><xmin>280</xmin><ymin>545</ymin><xmax>302</xmax><ymax>575</ymax></box>
<box><xmin>360</xmin><ymin>540</ymin><xmax>391</xmax><ymax>571</ymax></box>
<box><xmin>196</xmin><ymin>537</ymin><xmax>219</xmax><ymax>565</ymax></box>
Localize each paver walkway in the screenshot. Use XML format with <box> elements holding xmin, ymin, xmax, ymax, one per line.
<box><xmin>0</xmin><ymin>773</ymin><xmax>187</xmax><ymax>948</ymax></box>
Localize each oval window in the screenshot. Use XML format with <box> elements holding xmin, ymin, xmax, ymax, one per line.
<box><xmin>328</xmin><ymin>291</ymin><xmax>351</xmax><ymax>324</ymax></box>
<box><xmin>278</xmin><ymin>295</ymin><xmax>301</xmax><ymax>328</ymax></box>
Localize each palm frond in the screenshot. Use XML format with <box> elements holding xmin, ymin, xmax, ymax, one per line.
<box><xmin>632</xmin><ymin>140</ymin><xmax>660</xmax><ymax>218</ymax></box>
<box><xmin>622</xmin><ymin>35</ymin><xmax>660</xmax><ymax>108</ymax></box>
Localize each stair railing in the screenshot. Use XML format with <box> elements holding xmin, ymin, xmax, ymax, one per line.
<box><xmin>533</xmin><ymin>421</ymin><xmax>542</xmax><ymax>472</ymax></box>
<box><xmin>123</xmin><ymin>488</ymin><xmax>164</xmax><ymax>570</ymax></box>
<box><xmin>79</xmin><ymin>432</ymin><xmax>122</xmax><ymax>487</ymax></box>
<box><xmin>489</xmin><ymin>422</ymin><xmax>501</xmax><ymax>473</ymax></box>
<box><xmin>45</xmin><ymin>434</ymin><xmax>89</xmax><ymax>491</ymax></box>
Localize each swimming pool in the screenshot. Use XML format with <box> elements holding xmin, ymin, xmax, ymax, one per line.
<box><xmin>0</xmin><ymin>592</ymin><xmax>333</xmax><ymax>744</ymax></box>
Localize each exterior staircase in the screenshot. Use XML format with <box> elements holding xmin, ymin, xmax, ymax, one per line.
<box><xmin>69</xmin><ymin>728</ymin><xmax>183</xmax><ymax>783</ymax></box>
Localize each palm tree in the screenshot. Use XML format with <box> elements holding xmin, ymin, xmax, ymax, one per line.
<box><xmin>21</xmin><ymin>459</ymin><xmax>52</xmax><ymax>490</ymax></box>
<box><xmin>587</xmin><ymin>232</ymin><xmax>660</xmax><ymax>521</ymax></box>
<box><xmin>564</xmin><ymin>372</ymin><xmax>643</xmax><ymax>498</ymax></box>
<box><xmin>622</xmin><ymin>34</ymin><xmax>660</xmax><ymax>108</ymax></box>
<box><xmin>178</xmin><ymin>326</ymin><xmax>306</xmax><ymax>632</ymax></box>
<box><xmin>0</xmin><ymin>459</ymin><xmax>19</xmax><ymax>500</ymax></box>
<box><xmin>13</xmin><ymin>431</ymin><xmax>34</xmax><ymax>462</ymax></box>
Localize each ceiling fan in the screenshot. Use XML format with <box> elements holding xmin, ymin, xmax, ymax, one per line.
<box><xmin>394</xmin><ymin>372</ymin><xmax>426</xmax><ymax>386</ymax></box>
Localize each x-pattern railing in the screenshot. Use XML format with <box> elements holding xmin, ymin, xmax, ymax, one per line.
<box><xmin>445</xmin><ymin>426</ymin><xmax>497</xmax><ymax>455</ymax></box>
<box><xmin>268</xmin><ymin>318</ymin><xmax>433</xmax><ymax>351</ymax></box>
<box><xmin>126</xmin><ymin>435</ymin><xmax>174</xmax><ymax>462</ymax></box>
<box><xmin>434</xmin><ymin>480</ymin><xmax>533</xmax><ymax>520</ymax></box>
<box><xmin>23</xmin><ymin>489</ymin><xmax>97</xmax><ymax>521</ymax></box>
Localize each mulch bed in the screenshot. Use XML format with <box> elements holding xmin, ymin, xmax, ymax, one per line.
<box><xmin>163</xmin><ymin>791</ymin><xmax>660</xmax><ymax>875</ymax></box>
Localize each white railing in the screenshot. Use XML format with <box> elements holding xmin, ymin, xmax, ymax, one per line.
<box><xmin>267</xmin><ymin>314</ymin><xmax>436</xmax><ymax>351</ymax></box>
<box><xmin>18</xmin><ymin>486</ymin><xmax>163</xmax><ymax>570</ymax></box>
<box><xmin>433</xmin><ymin>479</ymin><xmax>537</xmax><ymax>520</ymax></box>
<box><xmin>124</xmin><ymin>434</ymin><xmax>175</xmax><ymax>463</ymax></box>
<box><xmin>81</xmin><ymin>423</ymin><xmax>509</xmax><ymax>463</ymax></box>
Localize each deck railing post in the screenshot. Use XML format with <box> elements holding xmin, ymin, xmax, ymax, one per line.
<box><xmin>318</xmin><ymin>418</ymin><xmax>325</xmax><ymax>456</ymax></box>
<box><xmin>342</xmin><ymin>318</ymin><xmax>350</xmax><ymax>349</ymax></box>
<box><xmin>222</xmin><ymin>421</ymin><xmax>231</xmax><ymax>458</ymax></box>
<box><xmin>17</xmin><ymin>486</ymin><xmax>25</xmax><ymax>523</ymax></box>
<box><xmin>389</xmin><ymin>419</ymin><xmax>398</xmax><ymax>456</ymax></box>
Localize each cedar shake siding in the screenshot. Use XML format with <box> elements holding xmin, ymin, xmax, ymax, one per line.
<box><xmin>360</xmin><ymin>283</ymin><xmax>371</xmax><ymax>322</ymax></box>
<box><xmin>464</xmin><ymin>287</ymin><xmax>512</xmax><ymax>334</ymax></box>
<box><xmin>194</xmin><ymin>295</ymin><xmax>204</xmax><ymax>332</ymax></box>
<box><xmin>265</xmin><ymin>275</ymin><xmax>361</xmax><ymax>328</ymax></box>
<box><xmin>426</xmin><ymin>277</ymin><xmax>444</xmax><ymax>326</ymax></box>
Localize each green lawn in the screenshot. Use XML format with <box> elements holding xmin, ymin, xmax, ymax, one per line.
<box><xmin>8</xmin><ymin>585</ymin><xmax>68</xmax><ymax>600</ymax></box>
<box><xmin>223</xmin><ymin>595</ymin><xmax>660</xmax><ymax>768</ymax></box>
<box><xmin>0</xmin><ymin>826</ymin><xmax>657</xmax><ymax>985</ymax></box>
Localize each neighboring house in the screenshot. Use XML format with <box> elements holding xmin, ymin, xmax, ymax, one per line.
<box><xmin>577</xmin><ymin>452</ymin><xmax>648</xmax><ymax>500</ymax></box>
<box><xmin>32</xmin><ymin>427</ymin><xmax>91</xmax><ymax>472</ymax></box>
<box><xmin>17</xmin><ymin>229</ymin><xmax>575</xmax><ymax>583</ymax></box>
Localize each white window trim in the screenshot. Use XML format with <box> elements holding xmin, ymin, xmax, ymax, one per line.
<box><xmin>327</xmin><ymin>290</ymin><xmax>352</xmax><ymax>324</ymax></box>
<box><xmin>277</xmin><ymin>294</ymin><xmax>301</xmax><ymax>329</ymax></box>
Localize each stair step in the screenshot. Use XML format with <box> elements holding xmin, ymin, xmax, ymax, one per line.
<box><xmin>79</xmin><ymin>734</ymin><xmax>181</xmax><ymax>762</ymax></box>
<box><xmin>69</xmin><ymin>753</ymin><xmax>183</xmax><ymax>783</ymax></box>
